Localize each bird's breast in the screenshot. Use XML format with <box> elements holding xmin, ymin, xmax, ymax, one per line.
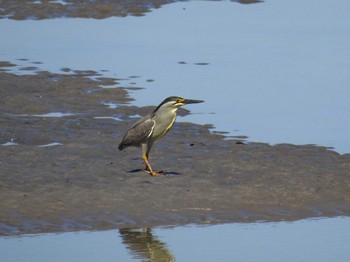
<box><xmin>152</xmin><ymin>113</ymin><xmax>176</xmax><ymax>139</ymax></box>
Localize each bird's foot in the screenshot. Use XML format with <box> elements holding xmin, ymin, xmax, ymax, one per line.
<box><xmin>144</xmin><ymin>169</ymin><xmax>165</xmax><ymax>177</ymax></box>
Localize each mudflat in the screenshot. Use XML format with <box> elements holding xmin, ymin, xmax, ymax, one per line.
<box><xmin>0</xmin><ymin>0</ymin><xmax>259</xmax><ymax>20</ymax></box>
<box><xmin>1</xmin><ymin>65</ymin><xmax>349</xmax><ymax>235</ymax></box>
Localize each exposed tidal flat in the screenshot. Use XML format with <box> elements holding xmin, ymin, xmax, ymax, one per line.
<box><xmin>1</xmin><ymin>69</ymin><xmax>349</xmax><ymax>235</ymax></box>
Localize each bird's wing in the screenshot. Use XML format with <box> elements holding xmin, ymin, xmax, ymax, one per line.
<box><xmin>130</xmin><ymin>114</ymin><xmax>152</xmax><ymax>128</ymax></box>
<box><xmin>118</xmin><ymin>118</ymin><xmax>155</xmax><ymax>150</ymax></box>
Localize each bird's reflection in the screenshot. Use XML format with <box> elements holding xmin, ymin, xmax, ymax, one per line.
<box><xmin>119</xmin><ymin>228</ymin><xmax>174</xmax><ymax>262</ymax></box>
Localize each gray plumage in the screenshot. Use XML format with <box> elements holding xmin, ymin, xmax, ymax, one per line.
<box><xmin>118</xmin><ymin>118</ymin><xmax>155</xmax><ymax>150</ymax></box>
<box><xmin>118</xmin><ymin>96</ymin><xmax>204</xmax><ymax>176</ymax></box>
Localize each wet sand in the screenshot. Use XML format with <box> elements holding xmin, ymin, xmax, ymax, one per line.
<box><xmin>1</xmin><ymin>63</ymin><xmax>349</xmax><ymax>235</ymax></box>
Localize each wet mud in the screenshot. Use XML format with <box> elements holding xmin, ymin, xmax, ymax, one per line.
<box><xmin>1</xmin><ymin>62</ymin><xmax>350</xmax><ymax>235</ymax></box>
<box><xmin>0</xmin><ymin>0</ymin><xmax>262</xmax><ymax>20</ymax></box>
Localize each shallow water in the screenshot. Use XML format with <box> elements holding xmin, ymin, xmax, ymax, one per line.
<box><xmin>1</xmin><ymin>0</ymin><xmax>349</xmax><ymax>153</ymax></box>
<box><xmin>1</xmin><ymin>217</ymin><xmax>350</xmax><ymax>262</ymax></box>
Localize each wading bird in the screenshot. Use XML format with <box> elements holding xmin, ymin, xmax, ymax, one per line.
<box><xmin>118</xmin><ymin>96</ymin><xmax>204</xmax><ymax>176</ymax></box>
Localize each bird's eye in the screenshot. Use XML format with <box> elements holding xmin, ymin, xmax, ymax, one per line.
<box><xmin>176</xmin><ymin>98</ymin><xmax>185</xmax><ymax>104</ymax></box>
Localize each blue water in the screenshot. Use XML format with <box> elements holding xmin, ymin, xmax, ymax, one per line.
<box><xmin>1</xmin><ymin>0</ymin><xmax>350</xmax><ymax>153</ymax></box>
<box><xmin>1</xmin><ymin>217</ymin><xmax>350</xmax><ymax>262</ymax></box>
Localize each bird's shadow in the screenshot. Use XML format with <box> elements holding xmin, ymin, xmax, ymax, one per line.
<box><xmin>127</xmin><ymin>169</ymin><xmax>182</xmax><ymax>176</ymax></box>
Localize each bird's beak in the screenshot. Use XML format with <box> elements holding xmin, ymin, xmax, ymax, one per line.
<box><xmin>184</xmin><ymin>99</ymin><xmax>204</xmax><ymax>104</ymax></box>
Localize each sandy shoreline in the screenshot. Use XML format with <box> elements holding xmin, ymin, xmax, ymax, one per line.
<box><xmin>1</xmin><ymin>65</ymin><xmax>350</xmax><ymax>236</ymax></box>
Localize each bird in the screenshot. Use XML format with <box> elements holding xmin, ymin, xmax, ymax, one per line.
<box><xmin>118</xmin><ymin>96</ymin><xmax>204</xmax><ymax>176</ymax></box>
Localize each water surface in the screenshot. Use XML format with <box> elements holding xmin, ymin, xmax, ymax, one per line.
<box><xmin>1</xmin><ymin>217</ymin><xmax>350</xmax><ymax>262</ymax></box>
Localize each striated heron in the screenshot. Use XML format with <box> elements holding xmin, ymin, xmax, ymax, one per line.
<box><xmin>118</xmin><ymin>96</ymin><xmax>204</xmax><ymax>176</ymax></box>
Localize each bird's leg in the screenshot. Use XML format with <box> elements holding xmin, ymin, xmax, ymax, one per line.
<box><xmin>142</xmin><ymin>144</ymin><xmax>163</xmax><ymax>177</ymax></box>
<box><xmin>144</xmin><ymin>150</ymin><xmax>150</xmax><ymax>172</ymax></box>
<box><xmin>142</xmin><ymin>153</ymin><xmax>162</xmax><ymax>177</ymax></box>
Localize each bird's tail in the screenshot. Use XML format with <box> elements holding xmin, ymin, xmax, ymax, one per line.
<box><xmin>118</xmin><ymin>143</ymin><xmax>125</xmax><ymax>151</ymax></box>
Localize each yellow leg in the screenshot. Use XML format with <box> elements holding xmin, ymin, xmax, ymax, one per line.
<box><xmin>142</xmin><ymin>153</ymin><xmax>162</xmax><ymax>177</ymax></box>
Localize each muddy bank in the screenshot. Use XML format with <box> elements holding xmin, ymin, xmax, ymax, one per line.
<box><xmin>1</xmin><ymin>64</ymin><xmax>350</xmax><ymax>235</ymax></box>
<box><xmin>0</xmin><ymin>0</ymin><xmax>262</xmax><ymax>20</ymax></box>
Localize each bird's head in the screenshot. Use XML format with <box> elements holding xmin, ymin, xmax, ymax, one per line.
<box><xmin>154</xmin><ymin>96</ymin><xmax>204</xmax><ymax>113</ymax></box>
